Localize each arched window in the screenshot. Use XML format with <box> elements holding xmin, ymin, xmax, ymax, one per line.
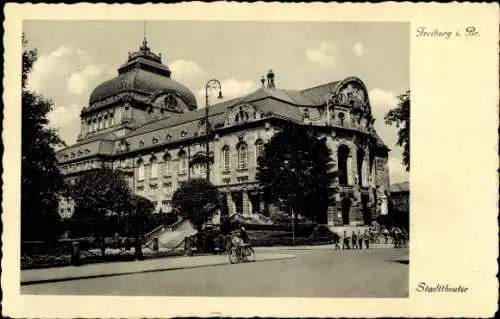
<box><xmin>98</xmin><ymin>117</ymin><xmax>103</xmax><ymax>130</ymax></box>
<box><xmin>103</xmin><ymin>115</ymin><xmax>108</xmax><ymax>128</ymax></box>
<box><xmin>92</xmin><ymin>118</ymin><xmax>97</xmax><ymax>132</ymax></box>
<box><xmin>178</xmin><ymin>151</ymin><xmax>188</xmax><ymax>175</ymax></box>
<box><xmin>255</xmin><ymin>139</ymin><xmax>264</xmax><ymax>165</ymax></box>
<box><xmin>150</xmin><ymin>157</ymin><xmax>158</xmax><ymax>179</ymax></box>
<box><xmin>110</xmin><ymin>113</ymin><xmax>115</xmax><ymax>126</ymax></box>
<box><xmin>87</xmin><ymin>119</ymin><xmax>92</xmax><ymax>132</ymax></box>
<box><xmin>237</xmin><ymin>142</ymin><xmax>248</xmax><ymax>170</ymax></box>
<box><xmin>221</xmin><ymin>145</ymin><xmax>230</xmax><ymax>172</ymax></box>
<box><xmin>137</xmin><ymin>159</ymin><xmax>145</xmax><ymax>181</ymax></box>
<box><xmin>163</xmin><ymin>153</ymin><xmax>171</xmax><ymax>177</ymax></box>
<box><xmin>337</xmin><ymin>145</ymin><xmax>350</xmax><ymax>185</ymax></box>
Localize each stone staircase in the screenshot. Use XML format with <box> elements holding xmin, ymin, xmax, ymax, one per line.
<box><xmin>142</xmin><ymin>219</ymin><xmax>197</xmax><ymax>251</ymax></box>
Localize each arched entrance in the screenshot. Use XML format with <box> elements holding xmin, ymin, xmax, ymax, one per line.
<box><xmin>338</xmin><ymin>145</ymin><xmax>350</xmax><ymax>185</ymax></box>
<box><xmin>341</xmin><ymin>197</ymin><xmax>351</xmax><ymax>225</ymax></box>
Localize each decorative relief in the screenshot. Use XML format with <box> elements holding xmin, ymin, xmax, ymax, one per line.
<box><xmin>337</xmin><ymin>83</ymin><xmax>367</xmax><ymax>108</ymax></box>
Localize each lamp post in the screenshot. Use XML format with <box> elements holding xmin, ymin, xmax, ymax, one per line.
<box><xmin>204</xmin><ymin>79</ymin><xmax>223</xmax><ymax>182</ymax></box>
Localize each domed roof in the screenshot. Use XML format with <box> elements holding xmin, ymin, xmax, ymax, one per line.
<box><xmin>89</xmin><ymin>39</ymin><xmax>197</xmax><ymax>108</ymax></box>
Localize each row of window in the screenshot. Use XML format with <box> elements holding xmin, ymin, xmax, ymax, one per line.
<box><xmin>137</xmin><ymin>153</ymin><xmax>187</xmax><ymax>181</ymax></box>
<box><xmin>86</xmin><ymin>113</ymin><xmax>115</xmax><ymax>133</ymax></box>
<box><xmin>222</xmin><ymin>140</ymin><xmax>264</xmax><ymax>172</ymax></box>
<box><xmin>135</xmin><ymin>140</ymin><xmax>266</xmax><ymax>181</ymax></box>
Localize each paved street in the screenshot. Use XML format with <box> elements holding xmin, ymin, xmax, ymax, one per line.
<box><xmin>22</xmin><ymin>247</ymin><xmax>408</xmax><ymax>298</ymax></box>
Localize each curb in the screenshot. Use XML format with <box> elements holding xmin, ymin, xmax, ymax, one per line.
<box><xmin>21</xmin><ymin>254</ymin><xmax>295</xmax><ymax>286</ymax></box>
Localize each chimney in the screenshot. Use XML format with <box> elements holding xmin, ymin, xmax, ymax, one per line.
<box><xmin>266</xmin><ymin>69</ymin><xmax>275</xmax><ymax>88</ymax></box>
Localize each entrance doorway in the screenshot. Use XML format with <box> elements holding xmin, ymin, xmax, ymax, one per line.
<box><xmin>232</xmin><ymin>192</ymin><xmax>243</xmax><ymax>215</ymax></box>
<box><xmin>341</xmin><ymin>197</ymin><xmax>351</xmax><ymax>225</ymax></box>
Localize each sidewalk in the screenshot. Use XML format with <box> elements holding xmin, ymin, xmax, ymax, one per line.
<box><xmin>21</xmin><ymin>251</ymin><xmax>295</xmax><ymax>285</ymax></box>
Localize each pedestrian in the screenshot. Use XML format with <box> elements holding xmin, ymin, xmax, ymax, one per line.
<box><xmin>351</xmin><ymin>231</ymin><xmax>358</xmax><ymax>249</ymax></box>
<box><xmin>342</xmin><ymin>231</ymin><xmax>350</xmax><ymax>250</ymax></box>
<box><xmin>334</xmin><ymin>233</ymin><xmax>341</xmax><ymax>250</ymax></box>
<box><xmin>383</xmin><ymin>227</ymin><xmax>389</xmax><ymax>244</ymax></box>
<box><xmin>357</xmin><ymin>230</ymin><xmax>363</xmax><ymax>249</ymax></box>
<box><xmin>364</xmin><ymin>229</ymin><xmax>370</xmax><ymax>249</ymax></box>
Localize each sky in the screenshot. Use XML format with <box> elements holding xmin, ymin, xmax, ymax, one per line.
<box><xmin>23</xmin><ymin>20</ymin><xmax>409</xmax><ymax>183</ymax></box>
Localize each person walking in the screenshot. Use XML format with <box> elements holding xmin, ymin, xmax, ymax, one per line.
<box><xmin>383</xmin><ymin>227</ymin><xmax>389</xmax><ymax>244</ymax></box>
<box><xmin>334</xmin><ymin>233</ymin><xmax>341</xmax><ymax>250</ymax></box>
<box><xmin>342</xmin><ymin>230</ymin><xmax>350</xmax><ymax>250</ymax></box>
<box><xmin>364</xmin><ymin>229</ymin><xmax>370</xmax><ymax>249</ymax></box>
<box><xmin>351</xmin><ymin>231</ymin><xmax>358</xmax><ymax>249</ymax></box>
<box><xmin>357</xmin><ymin>230</ymin><xmax>363</xmax><ymax>249</ymax></box>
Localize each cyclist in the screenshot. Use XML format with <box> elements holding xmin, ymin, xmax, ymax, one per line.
<box><xmin>240</xmin><ymin>227</ymin><xmax>249</xmax><ymax>245</ymax></box>
<box><xmin>231</xmin><ymin>229</ymin><xmax>244</xmax><ymax>258</ymax></box>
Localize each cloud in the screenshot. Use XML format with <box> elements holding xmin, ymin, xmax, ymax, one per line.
<box><xmin>66</xmin><ymin>64</ymin><xmax>105</xmax><ymax>95</ymax></box>
<box><xmin>170</xmin><ymin>59</ymin><xmax>206</xmax><ymax>89</ymax></box>
<box><xmin>27</xmin><ymin>46</ymin><xmax>114</xmax><ymax>144</ymax></box>
<box><xmin>196</xmin><ymin>78</ymin><xmax>259</xmax><ymax>106</ymax></box>
<box><xmin>353</xmin><ymin>41</ymin><xmax>366</xmax><ymax>57</ymax></box>
<box><xmin>47</xmin><ymin>104</ymin><xmax>83</xmax><ymax>146</ymax></box>
<box><xmin>306</xmin><ymin>41</ymin><xmax>336</xmax><ymax>67</ymax></box>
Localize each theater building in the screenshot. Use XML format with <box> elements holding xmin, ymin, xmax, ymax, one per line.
<box><xmin>56</xmin><ymin>39</ymin><xmax>391</xmax><ymax>227</ymax></box>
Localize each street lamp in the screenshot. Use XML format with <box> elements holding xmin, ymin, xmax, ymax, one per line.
<box><xmin>204</xmin><ymin>79</ymin><xmax>223</xmax><ymax>181</ymax></box>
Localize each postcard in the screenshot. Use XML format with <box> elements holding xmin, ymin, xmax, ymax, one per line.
<box><xmin>2</xmin><ymin>3</ymin><xmax>498</xmax><ymax>318</ymax></box>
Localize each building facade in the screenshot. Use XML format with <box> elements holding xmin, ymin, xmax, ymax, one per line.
<box><xmin>56</xmin><ymin>39</ymin><xmax>391</xmax><ymax>227</ymax></box>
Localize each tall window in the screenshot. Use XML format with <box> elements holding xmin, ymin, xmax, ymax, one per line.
<box><xmin>255</xmin><ymin>139</ymin><xmax>264</xmax><ymax>166</ymax></box>
<box><xmin>178</xmin><ymin>151</ymin><xmax>188</xmax><ymax>175</ymax></box>
<box><xmin>337</xmin><ymin>145</ymin><xmax>350</xmax><ymax>185</ymax></box>
<box><xmin>237</xmin><ymin>142</ymin><xmax>248</xmax><ymax>170</ymax></box>
<box><xmin>137</xmin><ymin>159</ymin><xmax>145</xmax><ymax>181</ymax></box>
<box><xmin>163</xmin><ymin>153</ymin><xmax>171</xmax><ymax>176</ymax></box>
<box><xmin>221</xmin><ymin>146</ymin><xmax>230</xmax><ymax>172</ymax></box>
<box><xmin>163</xmin><ymin>182</ymin><xmax>172</xmax><ymax>196</ymax></box>
<box><xmin>150</xmin><ymin>157</ymin><xmax>158</xmax><ymax>179</ymax></box>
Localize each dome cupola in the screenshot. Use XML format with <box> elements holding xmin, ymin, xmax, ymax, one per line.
<box><xmin>88</xmin><ymin>38</ymin><xmax>197</xmax><ymax>109</ymax></box>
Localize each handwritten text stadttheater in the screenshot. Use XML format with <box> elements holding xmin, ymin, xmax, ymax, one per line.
<box><xmin>416</xmin><ymin>282</ymin><xmax>468</xmax><ymax>293</ymax></box>
<box><xmin>416</xmin><ymin>27</ymin><xmax>452</xmax><ymax>39</ymax></box>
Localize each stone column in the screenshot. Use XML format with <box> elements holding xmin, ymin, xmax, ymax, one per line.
<box><xmin>227</xmin><ymin>193</ymin><xmax>235</xmax><ymax>216</ymax></box>
<box><xmin>347</xmin><ymin>155</ymin><xmax>354</xmax><ymax>185</ymax></box>
<box><xmin>242</xmin><ymin>191</ymin><xmax>251</xmax><ymax>216</ymax></box>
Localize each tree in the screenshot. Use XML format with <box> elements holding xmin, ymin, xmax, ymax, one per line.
<box><xmin>171</xmin><ymin>178</ymin><xmax>221</xmax><ymax>231</ymax></box>
<box><xmin>257</xmin><ymin>124</ymin><xmax>336</xmax><ymax>224</ymax></box>
<box><xmin>124</xmin><ymin>195</ymin><xmax>155</xmax><ymax>259</ymax></box>
<box><xmin>69</xmin><ymin>168</ymin><xmax>131</xmax><ymax>256</ymax></box>
<box><xmin>385</xmin><ymin>90</ymin><xmax>410</xmax><ymax>171</ymax></box>
<box><xmin>21</xmin><ymin>34</ymin><xmax>66</xmax><ymax>241</ymax></box>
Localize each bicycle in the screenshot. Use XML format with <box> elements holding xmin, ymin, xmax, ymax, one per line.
<box><xmin>227</xmin><ymin>242</ymin><xmax>255</xmax><ymax>264</ymax></box>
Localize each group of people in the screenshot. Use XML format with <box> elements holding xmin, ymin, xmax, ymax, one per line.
<box><xmin>334</xmin><ymin>226</ymin><xmax>409</xmax><ymax>250</ymax></box>
<box><xmin>335</xmin><ymin>229</ymin><xmax>371</xmax><ymax>250</ymax></box>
